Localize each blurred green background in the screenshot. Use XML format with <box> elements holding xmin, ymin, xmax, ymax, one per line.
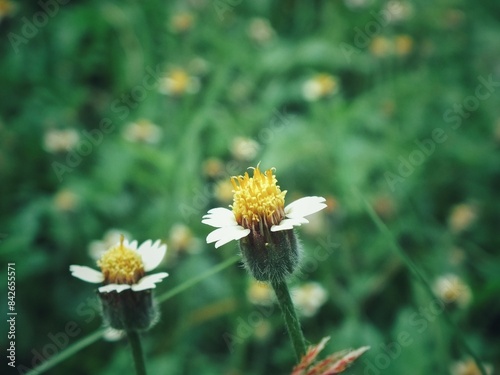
<box><xmin>1</xmin><ymin>0</ymin><xmax>499</xmax><ymax>374</ymax></box>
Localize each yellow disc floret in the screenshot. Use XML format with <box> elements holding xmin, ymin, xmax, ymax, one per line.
<box><xmin>97</xmin><ymin>236</ymin><xmax>145</xmax><ymax>285</ymax></box>
<box><xmin>231</xmin><ymin>166</ymin><xmax>286</xmax><ymax>230</ymax></box>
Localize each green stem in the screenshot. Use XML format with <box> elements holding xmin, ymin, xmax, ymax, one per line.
<box><xmin>127</xmin><ymin>330</ymin><xmax>147</xmax><ymax>375</ymax></box>
<box><xmin>271</xmin><ymin>278</ymin><xmax>307</xmax><ymax>361</ymax></box>
<box><xmin>157</xmin><ymin>255</ymin><xmax>240</xmax><ymax>304</ymax></box>
<box><xmin>25</xmin><ymin>328</ymin><xmax>106</xmax><ymax>375</ymax></box>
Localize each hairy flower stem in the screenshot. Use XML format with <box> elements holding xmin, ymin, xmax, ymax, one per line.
<box><xmin>271</xmin><ymin>279</ymin><xmax>307</xmax><ymax>361</ymax></box>
<box><xmin>127</xmin><ymin>330</ymin><xmax>147</xmax><ymax>375</ymax></box>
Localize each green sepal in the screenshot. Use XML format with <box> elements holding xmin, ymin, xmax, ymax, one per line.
<box><xmin>98</xmin><ymin>289</ymin><xmax>159</xmax><ymax>331</ymax></box>
<box><xmin>239</xmin><ymin>228</ymin><xmax>301</xmax><ymax>282</ymax></box>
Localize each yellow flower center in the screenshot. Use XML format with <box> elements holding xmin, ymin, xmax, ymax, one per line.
<box><xmin>168</xmin><ymin>69</ymin><xmax>190</xmax><ymax>94</ymax></box>
<box><xmin>313</xmin><ymin>74</ymin><xmax>337</xmax><ymax>96</ymax></box>
<box><xmin>230</xmin><ymin>166</ymin><xmax>286</xmax><ymax>230</ymax></box>
<box><xmin>97</xmin><ymin>236</ymin><xmax>145</xmax><ymax>285</ymax></box>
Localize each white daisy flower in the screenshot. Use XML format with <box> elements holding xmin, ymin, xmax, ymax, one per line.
<box><xmin>302</xmin><ymin>74</ymin><xmax>338</xmax><ymax>102</ymax></box>
<box><xmin>70</xmin><ymin>236</ymin><xmax>168</xmax><ymax>293</ymax></box>
<box><xmin>433</xmin><ymin>273</ymin><xmax>472</xmax><ymax>308</ymax></box>
<box><xmin>43</xmin><ymin>128</ymin><xmax>80</xmax><ymax>153</ymax></box>
<box><xmin>202</xmin><ymin>165</ymin><xmax>327</xmax><ymax>249</ymax></box>
<box><xmin>292</xmin><ymin>282</ymin><xmax>328</xmax><ymax>317</ymax></box>
<box><xmin>158</xmin><ymin>68</ymin><xmax>200</xmax><ymax>96</ymax></box>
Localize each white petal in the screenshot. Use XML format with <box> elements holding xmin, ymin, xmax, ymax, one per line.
<box><xmin>202</xmin><ymin>208</ymin><xmax>237</xmax><ymax>228</ymax></box>
<box><xmin>131</xmin><ymin>272</ymin><xmax>169</xmax><ymax>291</ymax></box>
<box><xmin>141</xmin><ymin>272</ymin><xmax>169</xmax><ymax>284</ymax></box>
<box><xmin>123</xmin><ymin>239</ymin><xmax>138</xmax><ymax>250</ymax></box>
<box><xmin>138</xmin><ymin>239</ymin><xmax>152</xmax><ymax>252</ymax></box>
<box><xmin>205</xmin><ymin>207</ymin><xmax>233</xmax><ymax>216</ymax></box>
<box><xmin>287</xmin><ymin>216</ymin><xmax>310</xmax><ymax>225</ymax></box>
<box><xmin>206</xmin><ymin>226</ymin><xmax>232</xmax><ymax>244</ymax></box>
<box><xmin>132</xmin><ymin>282</ymin><xmax>157</xmax><ymax>291</ymax></box>
<box><xmin>270</xmin><ymin>223</ymin><xmax>293</xmax><ymax>232</ymax></box>
<box><xmin>271</xmin><ymin>218</ymin><xmax>305</xmax><ymax>232</ymax></box>
<box><xmin>206</xmin><ymin>225</ymin><xmax>250</xmax><ymax>248</ymax></box>
<box><xmin>70</xmin><ymin>265</ymin><xmax>105</xmax><ymax>283</ymax></box>
<box><xmin>137</xmin><ymin>240</ymin><xmax>167</xmax><ymax>272</ymax></box>
<box><xmin>285</xmin><ymin>196</ymin><xmax>327</xmax><ymax>219</ymax></box>
<box><xmin>98</xmin><ymin>284</ymin><xmax>131</xmax><ymax>293</ymax></box>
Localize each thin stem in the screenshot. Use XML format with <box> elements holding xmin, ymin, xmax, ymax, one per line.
<box><xmin>26</xmin><ymin>256</ymin><xmax>240</xmax><ymax>375</ymax></box>
<box><xmin>127</xmin><ymin>330</ymin><xmax>147</xmax><ymax>375</ymax></box>
<box><xmin>271</xmin><ymin>278</ymin><xmax>307</xmax><ymax>361</ymax></box>
<box><xmin>25</xmin><ymin>328</ymin><xmax>106</xmax><ymax>375</ymax></box>
<box><xmin>157</xmin><ymin>255</ymin><xmax>240</xmax><ymax>303</ymax></box>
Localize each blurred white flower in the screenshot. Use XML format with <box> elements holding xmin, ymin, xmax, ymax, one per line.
<box><xmin>53</xmin><ymin>189</ymin><xmax>79</xmax><ymax>212</ymax></box>
<box><xmin>448</xmin><ymin>203</ymin><xmax>478</xmax><ymax>233</ymax></box>
<box><xmin>214</xmin><ymin>179</ymin><xmax>234</xmax><ymax>205</ymax></box>
<box><xmin>247</xmin><ymin>18</ymin><xmax>275</xmax><ymax>45</ymax></box>
<box><xmin>247</xmin><ymin>280</ymin><xmax>274</xmax><ymax>306</ymax></box>
<box><xmin>123</xmin><ymin>119</ymin><xmax>162</xmax><ymax>144</ymax></box>
<box><xmin>159</xmin><ymin>68</ymin><xmax>200</xmax><ymax>96</ymax></box>
<box><xmin>433</xmin><ymin>274</ymin><xmax>472</xmax><ymax>308</ymax></box>
<box><xmin>169</xmin><ymin>12</ymin><xmax>195</xmax><ymax>33</ymax></box>
<box><xmin>302</xmin><ymin>74</ymin><xmax>339</xmax><ymax>101</ymax></box>
<box><xmin>168</xmin><ymin>223</ymin><xmax>201</xmax><ymax>255</ymax></box>
<box><xmin>369</xmin><ymin>36</ymin><xmax>392</xmax><ymax>57</ymax></box>
<box><xmin>450</xmin><ymin>358</ymin><xmax>493</xmax><ymax>375</ymax></box>
<box><xmin>395</xmin><ymin>34</ymin><xmax>414</xmax><ymax>56</ymax></box>
<box><xmin>383</xmin><ymin>0</ymin><xmax>413</xmax><ymax>24</ymax></box>
<box><xmin>0</xmin><ymin>0</ymin><xmax>17</xmax><ymax>23</ymax></box>
<box><xmin>202</xmin><ymin>157</ymin><xmax>225</xmax><ymax>178</ymax></box>
<box><xmin>43</xmin><ymin>129</ymin><xmax>80</xmax><ymax>153</ymax></box>
<box><xmin>230</xmin><ymin>136</ymin><xmax>260</xmax><ymax>161</ymax></box>
<box><xmin>343</xmin><ymin>0</ymin><xmax>371</xmax><ymax>10</ymax></box>
<box><xmin>253</xmin><ymin>320</ymin><xmax>272</xmax><ymax>340</ymax></box>
<box><xmin>292</xmin><ymin>282</ymin><xmax>328</xmax><ymax>317</ymax></box>
<box><xmin>370</xmin><ymin>35</ymin><xmax>414</xmax><ymax>58</ymax></box>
